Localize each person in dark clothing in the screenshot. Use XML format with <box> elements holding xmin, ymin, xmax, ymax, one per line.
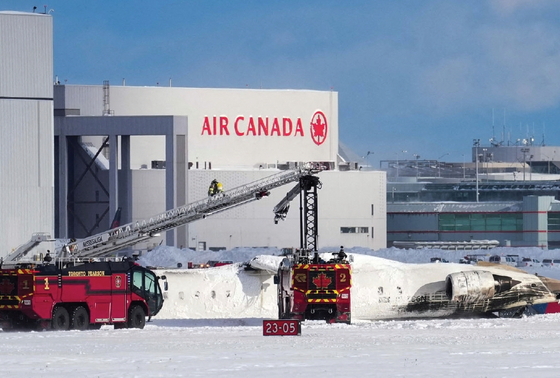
<box><xmin>208</xmin><ymin>179</ymin><xmax>224</xmax><ymax>196</ymax></box>
<box><xmin>338</xmin><ymin>246</ymin><xmax>348</xmax><ymax>262</ymax></box>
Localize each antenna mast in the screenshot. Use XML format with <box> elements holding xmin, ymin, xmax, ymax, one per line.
<box><xmin>502</xmin><ymin>109</ymin><xmax>506</xmax><ymax>145</ymax></box>
<box><xmin>492</xmin><ymin>108</ymin><xmax>495</xmax><ymax>142</ymax></box>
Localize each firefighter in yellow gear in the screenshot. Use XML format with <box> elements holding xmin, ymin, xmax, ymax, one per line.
<box><xmin>208</xmin><ymin>179</ymin><xmax>224</xmax><ymax>196</ymax></box>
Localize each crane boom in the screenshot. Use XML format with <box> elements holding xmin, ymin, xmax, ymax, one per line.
<box><xmin>273</xmin><ymin>182</ymin><xmax>301</xmax><ymax>224</ymax></box>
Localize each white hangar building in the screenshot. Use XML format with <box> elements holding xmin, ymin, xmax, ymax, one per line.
<box><xmin>54</xmin><ymin>84</ymin><xmax>387</xmax><ymax>252</ymax></box>
<box><xmin>0</xmin><ymin>12</ymin><xmax>54</xmax><ymax>257</ymax></box>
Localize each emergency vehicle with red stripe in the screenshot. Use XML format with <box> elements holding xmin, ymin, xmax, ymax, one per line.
<box><xmin>274</xmin><ymin>175</ymin><xmax>352</xmax><ymax>324</ymax></box>
<box><xmin>0</xmin><ymin>165</ymin><xmax>322</xmax><ymax>330</ymax></box>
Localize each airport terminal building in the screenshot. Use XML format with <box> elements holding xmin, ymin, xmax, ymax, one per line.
<box><xmin>385</xmin><ymin>145</ymin><xmax>560</xmax><ymax>249</ymax></box>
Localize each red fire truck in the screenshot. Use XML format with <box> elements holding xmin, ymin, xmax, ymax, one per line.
<box><xmin>0</xmin><ymin>259</ymin><xmax>166</xmax><ymax>331</ymax></box>
<box><xmin>276</xmin><ymin>253</ymin><xmax>351</xmax><ymax>323</ymax></box>
<box><xmin>0</xmin><ymin>165</ymin><xmax>323</xmax><ymax>331</ymax></box>
<box><xmin>273</xmin><ymin>175</ymin><xmax>352</xmax><ymax>324</ymax></box>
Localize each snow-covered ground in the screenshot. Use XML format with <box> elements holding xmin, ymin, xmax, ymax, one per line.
<box><xmin>3</xmin><ymin>245</ymin><xmax>560</xmax><ymax>377</ymax></box>
<box><xmin>3</xmin><ymin>315</ymin><xmax>560</xmax><ymax>377</ymax></box>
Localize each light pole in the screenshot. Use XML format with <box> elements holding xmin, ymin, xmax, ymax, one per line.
<box><xmin>364</xmin><ymin>151</ymin><xmax>373</xmax><ymax>169</ymax></box>
<box><xmin>473</xmin><ymin>139</ymin><xmax>480</xmax><ymax>202</ymax></box>
<box><xmin>487</xmin><ymin>152</ymin><xmax>493</xmax><ymax>180</ymax></box>
<box><xmin>482</xmin><ymin>148</ymin><xmax>487</xmax><ymax>182</ymax></box>
<box><xmin>530</xmin><ymin>154</ymin><xmax>533</xmax><ymax>181</ymax></box>
<box><xmin>395</xmin><ymin>150</ymin><xmax>407</xmax><ymax>177</ymax></box>
<box><xmin>437</xmin><ymin>153</ymin><xmax>449</xmax><ymax>178</ymax></box>
<box><xmin>521</xmin><ymin>148</ymin><xmax>529</xmax><ymax>181</ymax></box>
<box><xmin>461</xmin><ymin>154</ymin><xmax>466</xmax><ymax>179</ymax></box>
<box><xmin>542</xmin><ymin>153</ymin><xmax>552</xmax><ymax>174</ymax></box>
<box><xmin>413</xmin><ymin>154</ymin><xmax>420</xmax><ymax>177</ymax></box>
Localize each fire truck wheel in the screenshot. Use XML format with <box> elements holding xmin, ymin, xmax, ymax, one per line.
<box><xmin>128</xmin><ymin>305</ymin><xmax>146</xmax><ymax>329</ymax></box>
<box><xmin>71</xmin><ymin>306</ymin><xmax>89</xmax><ymax>330</ymax></box>
<box><xmin>51</xmin><ymin>306</ymin><xmax>70</xmax><ymax>331</ymax></box>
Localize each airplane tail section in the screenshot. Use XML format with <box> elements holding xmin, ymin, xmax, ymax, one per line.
<box><xmin>110</xmin><ymin>207</ymin><xmax>122</xmax><ymax>229</ymax></box>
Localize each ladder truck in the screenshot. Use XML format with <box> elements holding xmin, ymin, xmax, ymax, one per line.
<box><xmin>273</xmin><ymin>175</ymin><xmax>352</xmax><ymax>324</ymax></box>
<box><xmin>0</xmin><ymin>164</ymin><xmax>321</xmax><ymax>331</ymax></box>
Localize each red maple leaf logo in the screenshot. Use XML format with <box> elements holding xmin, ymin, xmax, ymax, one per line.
<box><xmin>0</xmin><ymin>278</ymin><xmax>15</xmax><ymax>295</ymax></box>
<box><xmin>310</xmin><ymin>111</ymin><xmax>328</xmax><ymax>146</ymax></box>
<box><xmin>312</xmin><ymin>118</ymin><xmax>325</xmax><ymax>137</ymax></box>
<box><xmin>312</xmin><ymin>272</ymin><xmax>332</xmax><ymax>289</ymax></box>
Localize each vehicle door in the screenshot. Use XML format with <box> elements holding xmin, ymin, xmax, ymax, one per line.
<box><xmin>111</xmin><ymin>272</ymin><xmax>127</xmax><ymax>321</ymax></box>
<box><xmin>131</xmin><ymin>268</ymin><xmax>162</xmax><ymax>316</ymax></box>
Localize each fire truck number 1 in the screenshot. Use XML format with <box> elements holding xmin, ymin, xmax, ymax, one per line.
<box><xmin>263</xmin><ymin>320</ymin><xmax>301</xmax><ymax>336</ymax></box>
<box><xmin>44</xmin><ymin>278</ymin><xmax>50</xmax><ymax>290</ymax></box>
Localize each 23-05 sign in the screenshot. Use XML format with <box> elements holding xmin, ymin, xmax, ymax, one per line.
<box><xmin>263</xmin><ymin>320</ymin><xmax>301</xmax><ymax>336</ymax></box>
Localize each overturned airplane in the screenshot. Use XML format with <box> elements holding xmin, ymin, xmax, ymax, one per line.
<box><xmin>154</xmin><ymin>252</ymin><xmax>560</xmax><ymax>321</ymax></box>
<box><xmin>250</xmin><ymin>253</ymin><xmax>560</xmax><ymax>320</ymax></box>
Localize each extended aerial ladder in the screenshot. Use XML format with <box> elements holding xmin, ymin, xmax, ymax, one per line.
<box><xmin>2</xmin><ymin>164</ymin><xmax>322</xmax><ymax>266</ymax></box>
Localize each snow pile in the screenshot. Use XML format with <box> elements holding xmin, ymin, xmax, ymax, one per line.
<box><xmin>155</xmin><ymin>262</ymin><xmax>277</xmax><ymax>319</ymax></box>
<box><xmin>140</xmin><ymin>244</ymin><xmax>560</xmax><ymax>268</ymax></box>
<box><xmin>246</xmin><ymin>255</ymin><xmax>286</xmax><ymax>273</ymax></box>
<box><xmin>138</xmin><ymin>246</ymin><xmax>284</xmax><ymax>268</ymax></box>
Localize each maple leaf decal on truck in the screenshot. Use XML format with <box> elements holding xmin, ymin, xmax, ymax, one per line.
<box><xmin>312</xmin><ymin>272</ymin><xmax>332</xmax><ymax>289</ymax></box>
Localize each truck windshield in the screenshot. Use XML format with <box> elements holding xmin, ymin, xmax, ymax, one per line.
<box><xmin>131</xmin><ymin>267</ymin><xmax>164</xmax><ymax>316</ymax></box>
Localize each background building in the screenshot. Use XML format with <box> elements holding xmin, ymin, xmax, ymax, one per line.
<box><xmin>0</xmin><ymin>12</ymin><xmax>54</xmax><ymax>257</ymax></box>
<box><xmin>54</xmin><ymin>84</ymin><xmax>387</xmax><ymax>252</ymax></box>
<box><xmin>384</xmin><ymin>142</ymin><xmax>560</xmax><ymax>249</ymax></box>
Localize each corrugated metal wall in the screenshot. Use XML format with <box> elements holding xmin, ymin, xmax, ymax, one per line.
<box><xmin>0</xmin><ymin>12</ymin><xmax>54</xmax><ymax>257</ymax></box>
<box><xmin>0</xmin><ymin>12</ymin><xmax>53</xmax><ymax>98</ymax></box>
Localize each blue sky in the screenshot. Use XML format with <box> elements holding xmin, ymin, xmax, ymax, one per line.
<box><xmin>5</xmin><ymin>0</ymin><xmax>560</xmax><ymax>166</ymax></box>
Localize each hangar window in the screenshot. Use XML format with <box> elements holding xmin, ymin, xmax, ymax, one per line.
<box><xmin>439</xmin><ymin>214</ymin><xmax>455</xmax><ymax>231</ymax></box>
<box><xmin>455</xmin><ymin>214</ymin><xmax>470</xmax><ymax>231</ymax></box>
<box><xmin>438</xmin><ymin>213</ymin><xmax>522</xmax><ymax>232</ymax></box>
<box><xmin>549</xmin><ymin>213</ymin><xmax>560</xmax><ymax>231</ymax></box>
<box><xmin>470</xmin><ymin>214</ymin><xmax>485</xmax><ymax>231</ymax></box>
<box><xmin>486</xmin><ymin>215</ymin><xmax>502</xmax><ymax>230</ymax></box>
<box><xmin>340</xmin><ymin>227</ymin><xmax>369</xmax><ymax>234</ymax></box>
<box><xmin>501</xmin><ymin>216</ymin><xmax>518</xmax><ymax>231</ymax></box>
